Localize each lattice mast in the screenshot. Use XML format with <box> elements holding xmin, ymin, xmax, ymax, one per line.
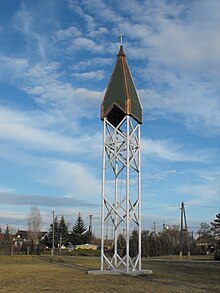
<box><xmin>100</xmin><ymin>42</ymin><xmax>143</xmax><ymax>272</ymax></box>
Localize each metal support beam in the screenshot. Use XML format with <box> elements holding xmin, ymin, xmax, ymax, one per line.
<box><xmin>101</xmin><ymin>115</ymin><xmax>141</xmax><ymax>272</ymax></box>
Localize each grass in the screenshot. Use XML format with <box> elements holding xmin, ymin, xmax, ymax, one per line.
<box><xmin>0</xmin><ymin>255</ymin><xmax>219</xmax><ymax>292</ymax></box>
<box><xmin>141</xmin><ymin>257</ymin><xmax>220</xmax><ymax>292</ymax></box>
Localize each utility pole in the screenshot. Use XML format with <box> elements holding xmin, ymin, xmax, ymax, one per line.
<box><xmin>163</xmin><ymin>221</ymin><xmax>166</xmax><ymax>231</ymax></box>
<box><xmin>89</xmin><ymin>214</ymin><xmax>93</xmax><ymax>233</ymax></box>
<box><xmin>59</xmin><ymin>235</ymin><xmax>62</xmax><ymax>252</ymax></box>
<box><xmin>153</xmin><ymin>222</ymin><xmax>156</xmax><ymax>233</ymax></box>
<box><xmin>51</xmin><ymin>211</ymin><xmax>55</xmax><ymax>256</ymax></box>
<box><xmin>179</xmin><ymin>202</ymin><xmax>190</xmax><ymax>258</ymax></box>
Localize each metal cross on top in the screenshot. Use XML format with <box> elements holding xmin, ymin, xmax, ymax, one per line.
<box><xmin>119</xmin><ymin>32</ymin><xmax>124</xmax><ymax>45</ymax></box>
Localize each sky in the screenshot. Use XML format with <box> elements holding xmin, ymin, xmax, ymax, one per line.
<box><xmin>0</xmin><ymin>0</ymin><xmax>220</xmax><ymax>235</ymax></box>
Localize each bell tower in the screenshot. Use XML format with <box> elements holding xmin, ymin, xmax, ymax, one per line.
<box><xmin>98</xmin><ymin>41</ymin><xmax>151</xmax><ymax>275</ymax></box>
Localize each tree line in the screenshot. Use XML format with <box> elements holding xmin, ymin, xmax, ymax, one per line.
<box><xmin>118</xmin><ymin>213</ymin><xmax>220</xmax><ymax>257</ymax></box>
<box><xmin>0</xmin><ymin>208</ymin><xmax>93</xmax><ymax>254</ymax></box>
<box><xmin>1</xmin><ymin>208</ymin><xmax>219</xmax><ymax>256</ymax></box>
<box><xmin>43</xmin><ymin>213</ymin><xmax>93</xmax><ymax>249</ymax></box>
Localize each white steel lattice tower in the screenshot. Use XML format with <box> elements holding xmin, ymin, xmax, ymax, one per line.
<box><xmin>100</xmin><ymin>45</ymin><xmax>143</xmax><ymax>273</ymax></box>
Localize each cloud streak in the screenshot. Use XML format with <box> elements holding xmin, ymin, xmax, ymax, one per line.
<box><xmin>142</xmin><ymin>138</ymin><xmax>214</xmax><ymax>163</ymax></box>
<box><xmin>0</xmin><ymin>106</ymin><xmax>102</xmax><ymax>156</ymax></box>
<box><xmin>0</xmin><ymin>191</ymin><xmax>98</xmax><ymax>208</ymax></box>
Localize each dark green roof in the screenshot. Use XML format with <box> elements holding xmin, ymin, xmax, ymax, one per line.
<box><xmin>101</xmin><ymin>45</ymin><xmax>142</xmax><ymax>126</ymax></box>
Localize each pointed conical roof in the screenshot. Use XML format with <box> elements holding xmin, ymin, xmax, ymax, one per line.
<box><xmin>101</xmin><ymin>45</ymin><xmax>142</xmax><ymax>126</ymax></box>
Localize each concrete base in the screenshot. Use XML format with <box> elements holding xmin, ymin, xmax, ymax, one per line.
<box><xmin>88</xmin><ymin>269</ymin><xmax>152</xmax><ymax>276</ymax></box>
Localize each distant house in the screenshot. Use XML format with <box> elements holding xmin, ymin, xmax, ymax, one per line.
<box><xmin>195</xmin><ymin>236</ymin><xmax>214</xmax><ymax>253</ymax></box>
<box><xmin>13</xmin><ymin>230</ymin><xmax>48</xmax><ymax>247</ymax></box>
<box><xmin>13</xmin><ymin>230</ymin><xmax>29</xmax><ymax>247</ymax></box>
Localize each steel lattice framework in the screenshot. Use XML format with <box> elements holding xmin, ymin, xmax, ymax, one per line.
<box><xmin>101</xmin><ymin>115</ymin><xmax>141</xmax><ymax>272</ymax></box>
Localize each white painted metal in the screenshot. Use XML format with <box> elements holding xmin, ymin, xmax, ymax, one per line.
<box><xmin>101</xmin><ymin>118</ymin><xmax>106</xmax><ymax>271</ymax></box>
<box><xmin>138</xmin><ymin>125</ymin><xmax>142</xmax><ymax>270</ymax></box>
<box><xmin>101</xmin><ymin>115</ymin><xmax>141</xmax><ymax>272</ymax></box>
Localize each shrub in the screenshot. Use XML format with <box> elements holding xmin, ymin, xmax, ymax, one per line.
<box><xmin>69</xmin><ymin>249</ymin><xmax>100</xmax><ymax>257</ymax></box>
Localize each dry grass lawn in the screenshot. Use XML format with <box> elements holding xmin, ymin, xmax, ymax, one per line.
<box><xmin>0</xmin><ymin>255</ymin><xmax>219</xmax><ymax>292</ymax></box>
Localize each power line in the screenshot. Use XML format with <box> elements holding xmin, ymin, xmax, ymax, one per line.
<box><xmin>186</xmin><ymin>204</ymin><xmax>220</xmax><ymax>209</ymax></box>
<box><xmin>143</xmin><ymin>203</ymin><xmax>220</xmax><ymax>211</ymax></box>
<box><xmin>143</xmin><ymin>204</ymin><xmax>180</xmax><ymax>210</ymax></box>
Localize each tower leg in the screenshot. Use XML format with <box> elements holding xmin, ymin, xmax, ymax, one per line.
<box><xmin>100</xmin><ymin>116</ymin><xmax>144</xmax><ymax>272</ymax></box>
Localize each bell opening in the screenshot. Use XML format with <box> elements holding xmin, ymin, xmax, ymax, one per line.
<box><xmin>107</xmin><ymin>105</ymin><xmax>125</xmax><ymax>127</ymax></box>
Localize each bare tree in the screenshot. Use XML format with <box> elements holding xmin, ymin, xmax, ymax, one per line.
<box><xmin>27</xmin><ymin>207</ymin><xmax>42</xmax><ymax>252</ymax></box>
<box><xmin>8</xmin><ymin>224</ymin><xmax>17</xmax><ymax>235</ymax></box>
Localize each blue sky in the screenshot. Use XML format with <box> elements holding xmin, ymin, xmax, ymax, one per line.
<box><xmin>0</xmin><ymin>0</ymin><xmax>219</xmax><ymax>234</ymax></box>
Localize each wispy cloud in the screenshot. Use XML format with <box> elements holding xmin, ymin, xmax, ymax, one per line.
<box><xmin>139</xmin><ymin>78</ymin><xmax>220</xmax><ymax>136</ymax></box>
<box><xmin>0</xmin><ymin>56</ymin><xmax>29</xmax><ymax>83</ymax></box>
<box><xmin>174</xmin><ymin>167</ymin><xmax>220</xmax><ymax>204</ymax></box>
<box><xmin>72</xmin><ymin>70</ymin><xmax>105</xmax><ymax>80</ymax></box>
<box><xmin>145</xmin><ymin>169</ymin><xmax>178</xmax><ymax>182</ymax></box>
<box><xmin>69</xmin><ymin>37</ymin><xmax>104</xmax><ymax>53</ymax></box>
<box><xmin>0</xmin><ymin>55</ymin><xmax>103</xmax><ymax>118</ymax></box>
<box><xmin>72</xmin><ymin>57</ymin><xmax>112</xmax><ymax>70</ymax></box>
<box><xmin>12</xmin><ymin>3</ymin><xmax>47</xmax><ymax>59</ymax></box>
<box><xmin>0</xmin><ymin>106</ymin><xmax>102</xmax><ymax>156</ymax></box>
<box><xmin>54</xmin><ymin>26</ymin><xmax>82</xmax><ymax>41</ymax></box>
<box><xmin>142</xmin><ymin>138</ymin><xmax>214</xmax><ymax>163</ymax></box>
<box><xmin>0</xmin><ymin>104</ymin><xmax>102</xmax><ymax>199</ymax></box>
<box><xmin>0</xmin><ymin>191</ymin><xmax>98</xmax><ymax>207</ymax></box>
<box><xmin>35</xmin><ymin>159</ymin><xmax>101</xmax><ymax>196</ymax></box>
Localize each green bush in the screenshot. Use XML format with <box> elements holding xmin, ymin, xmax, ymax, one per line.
<box><xmin>69</xmin><ymin>249</ymin><xmax>100</xmax><ymax>257</ymax></box>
